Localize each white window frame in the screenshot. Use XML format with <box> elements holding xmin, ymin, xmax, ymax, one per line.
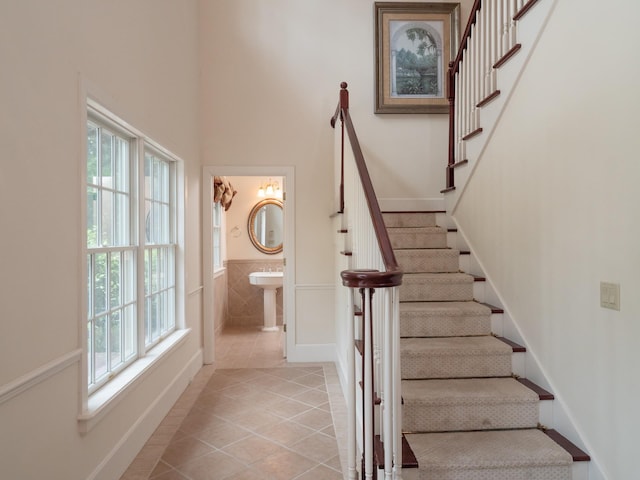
<box><xmin>79</xmin><ymin>99</ymin><xmax>187</xmax><ymax>432</ymax></box>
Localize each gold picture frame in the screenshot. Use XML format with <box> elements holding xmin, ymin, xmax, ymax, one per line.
<box><xmin>375</xmin><ymin>2</ymin><xmax>460</xmax><ymax>114</ymax></box>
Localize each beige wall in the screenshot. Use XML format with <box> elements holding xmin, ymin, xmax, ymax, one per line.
<box><xmin>453</xmin><ymin>0</ymin><xmax>640</xmax><ymax>478</ymax></box>
<box><xmin>0</xmin><ymin>1</ymin><xmax>201</xmax><ymax>479</ymax></box>
<box><xmin>199</xmin><ymin>0</ymin><xmax>474</xmax><ymax>354</ymax></box>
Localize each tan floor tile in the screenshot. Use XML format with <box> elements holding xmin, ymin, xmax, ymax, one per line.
<box><xmin>294</xmin><ymin>464</ymin><xmax>343</xmax><ymax>479</ymax></box>
<box><xmin>250</xmin><ymin>449</ymin><xmax>317</xmax><ymax>480</ymax></box>
<box><xmin>291</xmin><ymin>407</ymin><xmax>333</xmax><ymax>431</ymax></box>
<box><xmin>323</xmin><ymin>454</ymin><xmax>343</xmax><ymax>472</ymax></box>
<box><xmin>292</xmin><ymin>373</ymin><xmax>327</xmax><ymax>388</ymax></box>
<box><xmin>148</xmin><ymin>470</ymin><xmax>189</xmax><ymax>480</ymax></box>
<box><xmin>122</xmin><ymin>328</ymin><xmax>348</xmax><ymax>480</ymax></box>
<box><xmin>223</xmin><ymin>466</ymin><xmax>276</xmax><ymax>480</ymax></box>
<box><xmin>149</xmin><ymin>461</ymin><xmax>173</xmax><ymax>478</ymax></box>
<box><xmin>265</xmin><ymin>380</ymin><xmax>312</xmax><ymax>398</ymax></box>
<box><xmin>255</xmin><ymin>419</ymin><xmax>316</xmax><ymax>446</ymax></box>
<box><xmin>193</xmin><ymin>421</ymin><xmax>252</xmax><ymax>449</ymax></box>
<box><xmin>222</xmin><ymin>433</ymin><xmax>289</xmax><ymax>464</ymax></box>
<box><xmin>292</xmin><ymin>389</ymin><xmax>329</xmax><ymax>407</ymax></box>
<box><xmin>290</xmin><ymin>431</ymin><xmax>340</xmax><ymax>463</ymax></box>
<box><xmin>320</xmin><ymin>424</ymin><xmax>336</xmax><ymax>438</ymax></box>
<box><xmin>161</xmin><ymin>436</ymin><xmax>215</xmax><ymax>468</ymax></box>
<box><xmin>266</xmin><ymin>397</ymin><xmax>315</xmax><ymax>419</ymax></box>
<box><xmin>176</xmin><ymin>451</ymin><xmax>245</xmax><ymax>480</ymax></box>
<box><xmin>224</xmin><ymin>407</ymin><xmax>283</xmax><ymax>431</ymax></box>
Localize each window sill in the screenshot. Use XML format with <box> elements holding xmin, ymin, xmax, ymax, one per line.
<box><xmin>213</xmin><ymin>266</ymin><xmax>226</xmax><ymax>278</ymax></box>
<box><xmin>77</xmin><ymin>328</ymin><xmax>191</xmax><ymax>434</ymax></box>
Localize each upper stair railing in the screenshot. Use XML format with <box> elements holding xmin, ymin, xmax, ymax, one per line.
<box><xmin>331</xmin><ymin>82</ymin><xmax>403</xmax><ymax>480</ymax></box>
<box><xmin>446</xmin><ymin>0</ymin><xmax>541</xmax><ymax>190</ymax></box>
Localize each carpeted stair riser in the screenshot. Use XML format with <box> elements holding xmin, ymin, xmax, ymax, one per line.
<box><xmin>395</xmin><ymin>249</ymin><xmax>460</xmax><ymax>273</ymax></box>
<box><xmin>381</xmin><ymin>212</ymin><xmax>575</xmax><ymax>480</ymax></box>
<box><xmin>402</xmin><ymin>378</ymin><xmax>539</xmax><ymax>432</ymax></box>
<box><xmin>383</xmin><ymin>212</ymin><xmax>437</xmax><ymax>228</ymax></box>
<box><xmin>401</xmin><ymin>337</ymin><xmax>512</xmax><ymax>379</ymax></box>
<box><xmin>400</xmin><ymin>273</ymin><xmax>474</xmax><ymax>302</ymax></box>
<box><xmin>405</xmin><ymin>430</ymin><xmax>573</xmax><ymax>480</ymax></box>
<box><xmin>400</xmin><ymin>302</ymin><xmax>491</xmax><ymax>337</ymax></box>
<box><xmin>388</xmin><ymin>227</ymin><xmax>448</xmax><ymax>249</ymax></box>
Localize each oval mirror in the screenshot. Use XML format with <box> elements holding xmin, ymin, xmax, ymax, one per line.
<box><xmin>247</xmin><ymin>199</ymin><xmax>284</xmax><ymax>255</ymax></box>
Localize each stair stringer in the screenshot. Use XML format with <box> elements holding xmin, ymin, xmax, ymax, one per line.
<box><xmin>447</xmin><ymin>213</ymin><xmax>597</xmax><ymax>480</ymax></box>
<box><xmin>444</xmin><ymin>0</ymin><xmax>559</xmax><ymax>214</ymax></box>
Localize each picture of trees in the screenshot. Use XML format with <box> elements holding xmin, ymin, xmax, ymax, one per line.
<box><xmin>390</xmin><ymin>20</ymin><xmax>443</xmax><ymax>97</ymax></box>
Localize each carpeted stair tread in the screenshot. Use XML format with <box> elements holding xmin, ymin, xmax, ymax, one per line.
<box><xmin>383</xmin><ymin>212</ymin><xmax>437</xmax><ymax>228</ymax></box>
<box><xmin>402</xmin><ymin>377</ymin><xmax>539</xmax><ymax>432</ymax></box>
<box><xmin>401</xmin><ymin>336</ymin><xmax>512</xmax><ymax>379</ymax></box>
<box><xmin>405</xmin><ymin>429</ymin><xmax>572</xmax><ymax>479</ymax></box>
<box><xmin>388</xmin><ymin>227</ymin><xmax>447</xmax><ymax>249</ymax></box>
<box><xmin>400</xmin><ymin>273</ymin><xmax>474</xmax><ymax>302</ymax></box>
<box><xmin>400</xmin><ymin>301</ymin><xmax>491</xmax><ymax>337</ymax></box>
<box><xmin>395</xmin><ymin>248</ymin><xmax>460</xmax><ymax>273</ymax></box>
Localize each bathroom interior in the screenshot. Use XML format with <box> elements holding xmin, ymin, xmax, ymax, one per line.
<box><xmin>211</xmin><ymin>175</ymin><xmax>286</xmax><ymax>358</ymax></box>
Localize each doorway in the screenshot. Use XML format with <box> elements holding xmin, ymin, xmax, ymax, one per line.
<box><xmin>202</xmin><ymin>166</ymin><xmax>295</xmax><ymax>364</ymax></box>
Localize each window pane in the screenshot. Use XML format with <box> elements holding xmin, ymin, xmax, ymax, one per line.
<box><xmin>114</xmin><ymin>193</ymin><xmax>129</xmax><ymax>246</ymax></box>
<box><xmin>87</xmin><ymin>321</ymin><xmax>93</xmax><ymax>383</ymax></box>
<box><xmin>168</xmin><ymin>287</ymin><xmax>175</xmax><ymax>329</ymax></box>
<box><xmin>110</xmin><ymin>311</ymin><xmax>122</xmax><ymax>369</ymax></box>
<box><xmin>87</xmin><ymin>187</ymin><xmax>98</xmax><ymax>248</ymax></box>
<box><xmin>87</xmin><ymin>123</ymin><xmax>98</xmax><ymax>184</ymax></box>
<box><xmin>124</xmin><ymin>305</ymin><xmax>136</xmax><ymax>359</ymax></box>
<box><xmin>145</xmin><ymin>297</ymin><xmax>151</xmax><ymax>345</ymax></box>
<box><xmin>101</xmin><ymin>130</ymin><xmax>113</xmax><ymax>180</ymax></box>
<box><xmin>87</xmin><ymin>254</ymin><xmax>93</xmax><ymax>317</ymax></box>
<box><xmin>144</xmin><ymin>249</ymin><xmax>150</xmax><ymax>296</ymax></box>
<box><xmin>110</xmin><ymin>252</ymin><xmax>121</xmax><ymax>309</ymax></box>
<box><xmin>123</xmin><ymin>250</ymin><xmax>135</xmax><ymax>304</ymax></box>
<box><xmin>100</xmin><ymin>189</ymin><xmax>113</xmax><ymax>246</ymax></box>
<box><xmin>94</xmin><ymin>315</ymin><xmax>107</xmax><ymax>380</ymax></box>
<box><xmin>114</xmin><ymin>137</ymin><xmax>129</xmax><ymax>193</ymax></box>
<box><xmin>151</xmin><ymin>249</ymin><xmax>158</xmax><ymax>293</ymax></box>
<box><xmin>94</xmin><ymin>253</ymin><xmax>107</xmax><ymax>315</ymax></box>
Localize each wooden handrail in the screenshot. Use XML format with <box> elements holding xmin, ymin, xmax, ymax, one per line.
<box><xmin>331</xmin><ymin>83</ymin><xmax>402</xmax><ymax>289</ymax></box>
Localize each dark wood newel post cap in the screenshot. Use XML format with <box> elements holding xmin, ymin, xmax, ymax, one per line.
<box><xmin>340</xmin><ymin>82</ymin><xmax>349</xmax><ymax>110</ymax></box>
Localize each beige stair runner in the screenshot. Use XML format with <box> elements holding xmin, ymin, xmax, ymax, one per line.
<box><xmin>383</xmin><ymin>212</ymin><xmax>573</xmax><ymax>480</ymax></box>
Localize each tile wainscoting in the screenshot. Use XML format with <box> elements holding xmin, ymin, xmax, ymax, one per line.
<box><xmin>226</xmin><ymin>259</ymin><xmax>284</xmax><ymax>327</ymax></box>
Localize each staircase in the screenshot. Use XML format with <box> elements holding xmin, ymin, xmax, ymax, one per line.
<box><xmin>381</xmin><ymin>211</ymin><xmax>588</xmax><ymax>480</ymax></box>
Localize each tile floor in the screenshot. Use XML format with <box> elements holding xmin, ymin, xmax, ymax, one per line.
<box><xmin>120</xmin><ymin>326</ymin><xmax>348</xmax><ymax>480</ymax></box>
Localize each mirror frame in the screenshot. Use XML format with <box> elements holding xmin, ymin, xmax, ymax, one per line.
<box><xmin>247</xmin><ymin>199</ymin><xmax>284</xmax><ymax>255</ymax></box>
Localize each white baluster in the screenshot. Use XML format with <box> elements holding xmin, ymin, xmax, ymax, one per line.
<box><xmin>383</xmin><ymin>289</ymin><xmax>393</xmax><ymax>480</ymax></box>
<box><xmin>392</xmin><ymin>286</ymin><xmax>402</xmax><ymax>480</ymax></box>
<box><xmin>363</xmin><ymin>288</ymin><xmax>374</xmax><ymax>479</ymax></box>
<box><xmin>347</xmin><ymin>288</ymin><xmax>357</xmax><ymax>480</ymax></box>
<box><xmin>510</xmin><ymin>0</ymin><xmax>518</xmax><ymax>47</ymax></box>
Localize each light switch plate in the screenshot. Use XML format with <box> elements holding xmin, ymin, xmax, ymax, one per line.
<box><xmin>600</xmin><ymin>282</ymin><xmax>620</xmax><ymax>311</ymax></box>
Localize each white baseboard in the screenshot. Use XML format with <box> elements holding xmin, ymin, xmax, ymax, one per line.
<box><xmin>88</xmin><ymin>349</ymin><xmax>203</xmax><ymax>480</ymax></box>
<box><xmin>378</xmin><ymin>197</ymin><xmax>445</xmax><ymax>212</ymax></box>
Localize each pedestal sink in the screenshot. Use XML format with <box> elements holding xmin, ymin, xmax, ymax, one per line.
<box><xmin>248</xmin><ymin>271</ymin><xmax>283</xmax><ymax>331</ymax></box>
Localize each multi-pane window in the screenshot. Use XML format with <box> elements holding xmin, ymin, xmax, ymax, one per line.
<box><xmin>86</xmin><ymin>109</ymin><xmax>177</xmax><ymax>393</ymax></box>
<box><xmin>144</xmin><ymin>151</ymin><xmax>176</xmax><ymax>348</ymax></box>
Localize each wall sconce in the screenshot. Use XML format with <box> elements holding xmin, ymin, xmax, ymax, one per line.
<box><xmin>258</xmin><ymin>179</ymin><xmax>282</xmax><ymax>198</ymax></box>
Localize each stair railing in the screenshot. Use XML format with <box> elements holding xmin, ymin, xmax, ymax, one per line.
<box><xmin>331</xmin><ymin>82</ymin><xmax>404</xmax><ymax>480</ymax></box>
<box><xmin>446</xmin><ymin>0</ymin><xmax>541</xmax><ymax>190</ymax></box>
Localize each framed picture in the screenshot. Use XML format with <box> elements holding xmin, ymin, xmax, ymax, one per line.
<box><xmin>375</xmin><ymin>2</ymin><xmax>460</xmax><ymax>114</ymax></box>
